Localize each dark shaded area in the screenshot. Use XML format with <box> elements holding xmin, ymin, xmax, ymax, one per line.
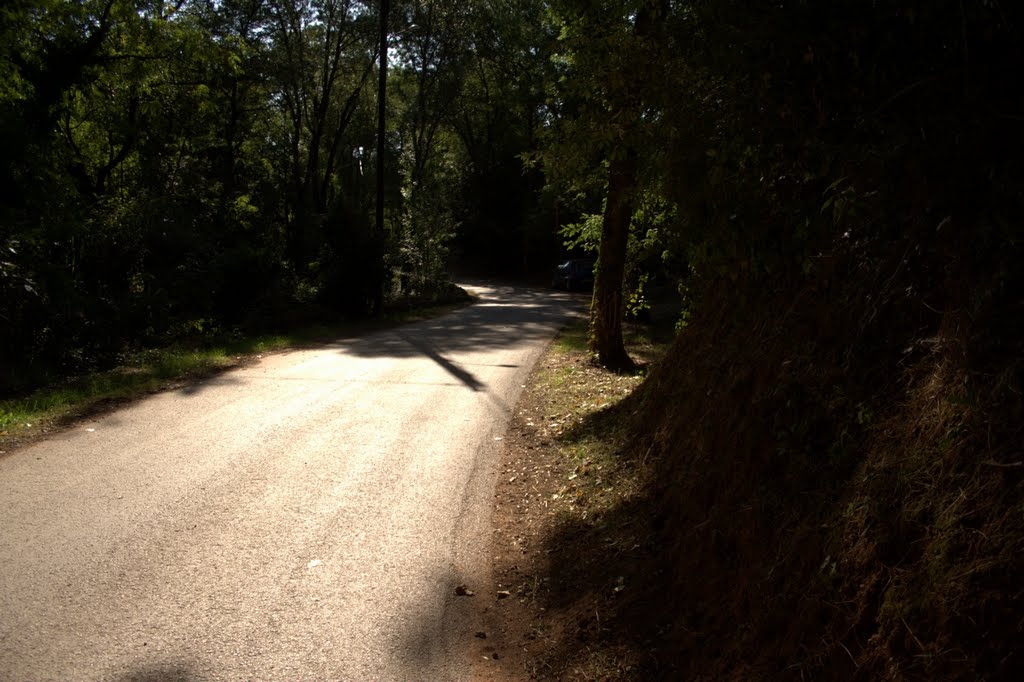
<box><xmin>388</xmin><ymin>566</ymin><xmax>497</xmax><ymax>675</ymax></box>
<box><xmin>630</xmin><ymin>261</ymin><xmax>1022</xmax><ymax>679</ymax></box>
<box><xmin>320</xmin><ymin>286</ymin><xmax>585</xmax><ymax>416</ymax></box>
<box><xmin>510</xmin><ymin>243</ymin><xmax>1021</xmax><ymax>679</ymax></box>
<box><xmin>397</xmin><ymin>332</ymin><xmax>484</xmax><ymax>392</ymax></box>
<box><xmin>331</xmin><ymin>286</ymin><xmax>584</xmax><ymax>361</ymax></box>
<box><xmin>497</xmin><ymin>1</ymin><xmax>1024</xmax><ymax>678</ymax></box>
<box><xmin>112</xmin><ymin>662</ymin><xmax>199</xmax><ymax>682</ymax></box>
<box><xmin>451</xmin><ymin>165</ymin><xmax>562</xmax><ymax>279</ymax></box>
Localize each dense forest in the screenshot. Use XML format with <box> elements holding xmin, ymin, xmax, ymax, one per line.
<box><xmin>1</xmin><ymin>0</ymin><xmax>559</xmax><ymax>394</ymax></box>
<box><xmin>3</xmin><ymin>0</ymin><xmax>1023</xmax><ymax>676</ymax></box>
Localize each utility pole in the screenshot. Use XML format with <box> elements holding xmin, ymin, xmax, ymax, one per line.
<box><xmin>373</xmin><ymin>0</ymin><xmax>389</xmax><ymax>313</ymax></box>
<box><xmin>376</xmin><ymin>0</ymin><xmax>389</xmax><ymax>238</ymax></box>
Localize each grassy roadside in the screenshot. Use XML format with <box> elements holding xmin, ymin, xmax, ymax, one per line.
<box><xmin>0</xmin><ymin>297</ymin><xmax>472</xmax><ymax>452</ymax></box>
<box><xmin>488</xmin><ymin>317</ymin><xmax>674</xmax><ymax>679</ymax></box>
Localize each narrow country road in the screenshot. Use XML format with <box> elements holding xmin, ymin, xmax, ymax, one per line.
<box><xmin>0</xmin><ymin>284</ymin><xmax>583</xmax><ymax>681</ymax></box>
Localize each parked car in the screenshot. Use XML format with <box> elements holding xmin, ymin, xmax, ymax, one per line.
<box><xmin>551</xmin><ymin>258</ymin><xmax>595</xmax><ymax>291</ymax></box>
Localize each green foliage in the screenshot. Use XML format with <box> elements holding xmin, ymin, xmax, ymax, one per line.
<box><xmin>3</xmin><ymin>0</ymin><xmax>553</xmax><ymax>395</ymax></box>
<box><xmin>0</xmin><ymin>321</ymin><xmax>337</xmax><ymax>435</ymax></box>
<box><xmin>657</xmin><ymin>0</ymin><xmax>1024</xmax><ymax>284</ymax></box>
<box><xmin>560</xmin><ymin>210</ymin><xmax>602</xmax><ymax>255</ymax></box>
<box><xmin>625</xmin><ymin>272</ymin><xmax>650</xmax><ymax>321</ymax></box>
<box><xmin>535</xmin><ymin>0</ymin><xmax>1018</xmax><ymax>316</ymax></box>
<box><xmin>561</xmin><ymin>189</ymin><xmax>679</xmax><ymax>314</ymax></box>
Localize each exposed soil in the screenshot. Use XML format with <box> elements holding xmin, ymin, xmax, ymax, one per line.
<box><xmin>481</xmin><ymin>320</ymin><xmax>674</xmax><ymax>680</ymax></box>
<box><xmin>480</xmin><ymin>241</ymin><xmax>1022</xmax><ymax>681</ymax></box>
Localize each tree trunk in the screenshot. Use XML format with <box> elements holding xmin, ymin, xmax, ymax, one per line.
<box><xmin>590</xmin><ymin>150</ymin><xmax>638</xmax><ymax>372</ymax></box>
<box><xmin>372</xmin><ymin>0</ymin><xmax>390</xmax><ymax>316</ymax></box>
<box><xmin>588</xmin><ymin>0</ymin><xmax>667</xmax><ymax>372</ymax></box>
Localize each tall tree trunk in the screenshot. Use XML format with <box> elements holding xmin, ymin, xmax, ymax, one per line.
<box><xmin>371</xmin><ymin>0</ymin><xmax>390</xmax><ymax>315</ymax></box>
<box><xmin>588</xmin><ymin>0</ymin><xmax>666</xmax><ymax>371</ymax></box>
<box><xmin>590</xmin><ymin>150</ymin><xmax>638</xmax><ymax>372</ymax></box>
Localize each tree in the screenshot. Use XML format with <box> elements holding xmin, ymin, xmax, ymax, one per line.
<box><xmin>266</xmin><ymin>0</ymin><xmax>377</xmax><ymax>269</ymax></box>
<box><xmin>543</xmin><ymin>0</ymin><xmax>668</xmax><ymax>371</ymax></box>
<box><xmin>447</xmin><ymin>0</ymin><xmax>555</xmax><ymax>275</ymax></box>
<box><xmin>0</xmin><ymin>0</ymin><xmax>562</xmax><ymax>393</ymax></box>
<box><xmin>388</xmin><ymin>0</ymin><xmax>469</xmax><ymax>295</ymax></box>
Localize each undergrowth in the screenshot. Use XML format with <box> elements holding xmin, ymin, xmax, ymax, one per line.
<box><xmin>0</xmin><ymin>337</ymin><xmax>284</xmax><ymax>438</ymax></box>
<box><xmin>0</xmin><ymin>294</ymin><xmax>471</xmax><ymax>447</ymax></box>
<box><xmin>504</xmin><ymin>233</ymin><xmax>1022</xmax><ymax>680</ymax></box>
<box><xmin>630</xmin><ymin>241</ymin><xmax>1023</xmax><ymax>678</ymax></box>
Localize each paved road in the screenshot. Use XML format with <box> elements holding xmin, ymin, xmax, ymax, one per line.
<box><xmin>0</xmin><ymin>284</ymin><xmax>583</xmax><ymax>681</ymax></box>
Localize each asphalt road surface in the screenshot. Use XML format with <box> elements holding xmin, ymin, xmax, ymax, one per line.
<box><xmin>0</xmin><ymin>283</ymin><xmax>583</xmax><ymax>681</ymax></box>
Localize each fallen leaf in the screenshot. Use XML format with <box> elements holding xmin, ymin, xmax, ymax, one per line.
<box><xmin>455</xmin><ymin>585</ymin><xmax>475</xmax><ymax>596</ymax></box>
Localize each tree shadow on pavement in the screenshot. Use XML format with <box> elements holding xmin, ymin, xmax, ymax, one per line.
<box><xmin>396</xmin><ymin>332</ymin><xmax>485</xmax><ymax>392</ymax></box>
<box><xmin>112</xmin><ymin>661</ymin><xmax>199</xmax><ymax>682</ymax></box>
<box><xmin>329</xmin><ymin>285</ymin><xmax>586</xmax><ymax>363</ymax></box>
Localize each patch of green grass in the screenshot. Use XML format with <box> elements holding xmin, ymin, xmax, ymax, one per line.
<box><xmin>0</xmin><ymin>298</ymin><xmax>471</xmax><ymax>444</ymax></box>
<box><xmin>553</xmin><ymin>317</ymin><xmax>676</xmax><ymax>361</ymax></box>
<box><xmin>544</xmin><ymin>318</ymin><xmax>675</xmax><ymax>498</ymax></box>
<box><xmin>554</xmin><ymin>324</ymin><xmax>591</xmax><ymax>353</ymax></box>
<box><xmin>0</xmin><ymin>336</ymin><xmax>308</xmax><ymax>438</ymax></box>
<box><xmin>0</xmin><ymin>346</ymin><xmax>244</xmax><ymax>435</ymax></box>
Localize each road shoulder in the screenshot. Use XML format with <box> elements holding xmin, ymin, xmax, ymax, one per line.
<box><xmin>479</xmin><ymin>320</ymin><xmax>672</xmax><ymax>679</ymax></box>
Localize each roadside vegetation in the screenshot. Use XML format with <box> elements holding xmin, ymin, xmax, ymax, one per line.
<box><xmin>491</xmin><ymin>1</ymin><xmax>1022</xmax><ymax>675</ymax></box>
<box><xmin>0</xmin><ymin>0</ymin><xmax>558</xmax><ymax>399</ymax></box>
<box><xmin>0</xmin><ymin>292</ymin><xmax>469</xmax><ymax>450</ymax></box>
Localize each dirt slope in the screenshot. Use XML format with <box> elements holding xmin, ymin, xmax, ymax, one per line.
<box><xmin>634</xmin><ymin>246</ymin><xmax>1023</xmax><ymax>679</ymax></box>
<box><xmin>488</xmin><ymin>237</ymin><xmax>1022</xmax><ymax>680</ymax></box>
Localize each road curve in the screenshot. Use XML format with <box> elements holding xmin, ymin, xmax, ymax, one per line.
<box><xmin>0</xmin><ymin>283</ymin><xmax>583</xmax><ymax>681</ymax></box>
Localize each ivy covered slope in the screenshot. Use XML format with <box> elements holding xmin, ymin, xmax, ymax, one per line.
<box><xmin>617</xmin><ymin>1</ymin><xmax>1023</xmax><ymax>678</ymax></box>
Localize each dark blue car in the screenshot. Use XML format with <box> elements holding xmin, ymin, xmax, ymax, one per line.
<box><xmin>551</xmin><ymin>258</ymin><xmax>595</xmax><ymax>291</ymax></box>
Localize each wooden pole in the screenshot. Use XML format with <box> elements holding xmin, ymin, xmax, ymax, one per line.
<box><xmin>376</xmin><ymin>0</ymin><xmax>389</xmax><ymax>237</ymax></box>
<box><xmin>373</xmin><ymin>0</ymin><xmax>389</xmax><ymax>313</ymax></box>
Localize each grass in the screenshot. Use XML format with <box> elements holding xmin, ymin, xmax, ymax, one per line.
<box><xmin>554</xmin><ymin>318</ymin><xmax>676</xmax><ymax>360</ymax></box>
<box><xmin>1</xmin><ymin>338</ymin><xmax>279</xmax><ymax>438</ymax></box>
<box><xmin>0</xmin><ymin>297</ymin><xmax>472</xmax><ymax>446</ymax></box>
<box><xmin>554</xmin><ymin>323</ymin><xmax>591</xmax><ymax>353</ymax></box>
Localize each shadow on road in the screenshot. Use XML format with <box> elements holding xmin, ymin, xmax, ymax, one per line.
<box><xmin>177</xmin><ymin>373</ymin><xmax>244</xmax><ymax>396</ymax></box>
<box><xmin>390</xmin><ymin>564</ymin><xmax>495</xmax><ymax>677</ymax></box>
<box><xmin>158</xmin><ymin>285</ymin><xmax>583</xmax><ymax>402</ymax></box>
<box><xmin>112</xmin><ymin>661</ymin><xmax>199</xmax><ymax>682</ymax></box>
<box><xmin>330</xmin><ymin>284</ymin><xmax>585</xmax><ymax>381</ymax></box>
<box><xmin>397</xmin><ymin>332</ymin><xmax>485</xmax><ymax>392</ymax></box>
